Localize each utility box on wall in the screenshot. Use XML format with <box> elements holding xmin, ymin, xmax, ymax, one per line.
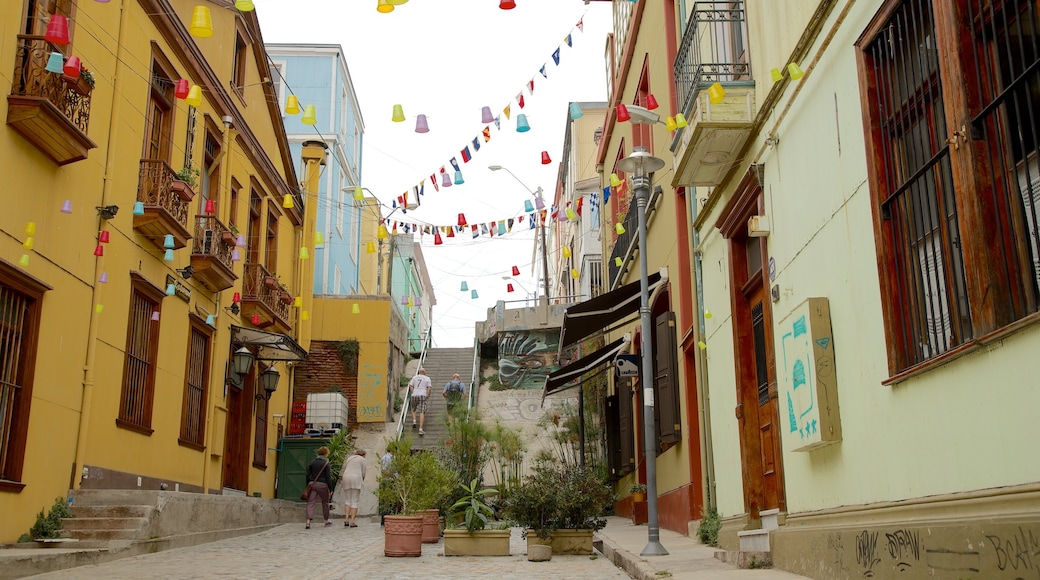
<box><xmin>777</xmin><ymin>297</ymin><xmax>841</xmax><ymax>452</ymax></box>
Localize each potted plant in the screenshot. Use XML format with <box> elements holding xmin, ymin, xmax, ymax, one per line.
<box><xmin>630</xmin><ymin>482</ymin><xmax>647</xmax><ymax>503</ymax></box>
<box><xmin>443</xmin><ymin>477</ymin><xmax>510</xmax><ymax>556</ymax></box>
<box><xmin>504</xmin><ymin>463</ymin><xmax>613</xmax><ymax>555</ymax></box>
<box><xmin>264</xmin><ymin>274</ymin><xmax>280</xmax><ymax>290</ymax></box>
<box><xmin>64</xmin><ymin>67</ymin><xmax>94</xmax><ymax>96</ymax></box>
<box><xmin>378</xmin><ymin>438</ymin><xmax>456</xmax><ymax>557</ymax></box>
<box><xmin>278</xmin><ymin>283</ymin><xmax>293</xmax><ymax>305</ymax></box>
<box><xmin>221</xmin><ymin>224</ymin><xmax>239</xmax><ymax>246</ymax></box>
<box><xmin>172</xmin><ymin>165</ymin><xmax>199</xmax><ymax>201</ymax></box>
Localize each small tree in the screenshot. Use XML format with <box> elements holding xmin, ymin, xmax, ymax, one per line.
<box><xmin>379</xmin><ymin>438</ymin><xmax>456</xmax><ymax>515</ymax></box>
<box><xmin>19</xmin><ymin>497</ymin><xmax>74</xmax><ymax>542</ymax></box>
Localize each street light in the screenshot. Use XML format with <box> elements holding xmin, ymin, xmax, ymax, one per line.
<box><xmin>488</xmin><ymin>165</ymin><xmax>551</xmax><ymax>301</ymax></box>
<box><xmin>617</xmin><ymin>146</ymin><xmax>668</xmax><ymax>556</ymax></box>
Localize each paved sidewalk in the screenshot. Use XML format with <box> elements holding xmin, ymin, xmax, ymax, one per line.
<box><xmin>595</xmin><ymin>517</ymin><xmax>808</xmax><ymax>580</ymax></box>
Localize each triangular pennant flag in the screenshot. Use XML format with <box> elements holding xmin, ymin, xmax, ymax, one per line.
<box><xmin>483</xmin><ymin>126</ymin><xmax>492</xmax><ymax>142</ymax></box>
<box><xmin>461</xmin><ymin>146</ymin><xmax>472</xmax><ymax>163</ymax></box>
<box><xmin>529</xmin><ymin>215</ymin><xmax>536</xmax><ymax>229</ymax></box>
<box><xmin>419</xmin><ymin>180</ymin><xmax>425</xmax><ymax>196</ymax></box>
<box><xmin>603</xmin><ymin>185</ymin><xmax>610</xmax><ymax>204</ymax></box>
<box><xmin>517</xmin><ymin>94</ymin><xmax>525</xmax><ymax>109</ymax></box>
<box><xmin>565</xmin><ymin>34</ymin><xmax>572</xmax><ymax>47</ymax></box>
<box><xmin>507</xmin><ymin>218</ymin><xmax>515</xmax><ymax>232</ymax></box>
<box><xmin>450</xmin><ymin>157</ymin><xmax>460</xmax><ymax>171</ymax></box>
<box><xmin>472</xmin><ymin>137</ymin><xmax>481</xmax><ymax>152</ymax></box>
<box><xmin>577</xmin><ymin>18</ymin><xmax>584</xmax><ymax>32</ymax></box>
<box><xmin>527</xmin><ymin>79</ymin><xmax>534</xmax><ymax>93</ymax></box>
<box><xmin>431</xmin><ymin>174</ymin><xmax>440</xmax><ymax>192</ymax></box>
<box><xmin>481</xmin><ymin>224</ymin><xmax>489</xmax><ymax>235</ymax></box>
<box><xmin>503</xmin><ymin>105</ymin><xmax>510</xmax><ymax>120</ymax></box>
<box><xmin>539</xmin><ymin>65</ymin><xmax>547</xmax><ymax>78</ymax></box>
<box><xmin>493</xmin><ymin>116</ymin><xmax>501</xmax><ymax>130</ymax></box>
<box><xmin>552</xmin><ymin>48</ymin><xmax>561</xmax><ymax>65</ymax></box>
<box><xmin>471</xmin><ymin>225</ymin><xmax>479</xmax><ymax>238</ymax></box>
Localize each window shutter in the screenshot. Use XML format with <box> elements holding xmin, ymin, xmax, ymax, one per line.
<box><xmin>618</xmin><ymin>379</ymin><xmax>634</xmax><ymax>475</ymax></box>
<box><xmin>605</xmin><ymin>394</ymin><xmax>621</xmax><ymax>478</ymax></box>
<box><xmin>655</xmin><ymin>311</ymin><xmax>681</xmax><ymax>447</ymax></box>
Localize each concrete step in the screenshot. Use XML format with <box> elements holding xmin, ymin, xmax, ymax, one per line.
<box><xmin>737</xmin><ymin>528</ymin><xmax>770</xmax><ymax>552</ymax></box>
<box><xmin>60</xmin><ymin>517</ymin><xmax>149</xmax><ymax>532</ymax></box>
<box><xmin>71</xmin><ymin>505</ymin><xmax>152</xmax><ymax>519</ymax></box>
<box><xmin>61</xmin><ymin>528</ymin><xmax>141</xmax><ymax>542</ymax></box>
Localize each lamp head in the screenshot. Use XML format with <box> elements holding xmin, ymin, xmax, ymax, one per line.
<box><xmin>488</xmin><ymin>165</ymin><xmax>503</xmax><ymax>171</ymax></box>
<box><xmin>623</xmin><ymin>105</ymin><xmax>662</xmax><ymax>126</ymax></box>
<box><xmin>177</xmin><ymin>265</ymin><xmax>194</xmax><ymax>280</ymax></box>
<box><xmin>617</xmin><ymin>148</ymin><xmax>666</xmax><ymax>175</ymax></box>
<box><xmin>256</xmin><ymin>367</ymin><xmax>279</xmax><ymax>400</ymax></box>
<box><xmin>96</xmin><ymin>205</ymin><xmax>120</xmax><ymax>220</ymax></box>
<box><xmin>232</xmin><ymin>346</ymin><xmax>254</xmax><ymax>376</ymax></box>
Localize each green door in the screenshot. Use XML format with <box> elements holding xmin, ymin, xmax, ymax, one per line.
<box><xmin>276</xmin><ymin>438</ymin><xmax>329</xmax><ymax>501</ymax></box>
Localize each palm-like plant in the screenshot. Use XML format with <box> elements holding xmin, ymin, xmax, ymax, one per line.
<box><xmin>450</xmin><ymin>477</ymin><xmax>497</xmax><ymax>534</ymax></box>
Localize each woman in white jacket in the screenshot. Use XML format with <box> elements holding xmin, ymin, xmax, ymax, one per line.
<box><xmin>340</xmin><ymin>449</ymin><xmax>367</xmax><ymax>527</ymax></box>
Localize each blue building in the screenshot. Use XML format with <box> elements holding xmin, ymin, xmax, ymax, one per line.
<box><xmin>265</xmin><ymin>44</ymin><xmax>365</xmax><ymax>294</ymax></box>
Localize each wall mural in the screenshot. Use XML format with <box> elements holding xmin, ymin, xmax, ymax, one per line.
<box><xmin>498</xmin><ymin>329</ymin><xmax>568</xmax><ymax>390</ymax></box>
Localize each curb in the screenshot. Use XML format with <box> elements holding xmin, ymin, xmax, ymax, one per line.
<box><xmin>595</xmin><ymin>532</ymin><xmax>658</xmax><ymax>580</ymax></box>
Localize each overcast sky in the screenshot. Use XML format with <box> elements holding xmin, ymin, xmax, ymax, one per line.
<box><xmin>252</xmin><ymin>0</ymin><xmax>613</xmax><ymax>347</ymax></box>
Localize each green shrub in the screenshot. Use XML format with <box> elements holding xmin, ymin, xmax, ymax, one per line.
<box><xmin>450</xmin><ymin>477</ymin><xmax>498</xmax><ymax>534</ymax></box>
<box><xmin>20</xmin><ymin>497</ymin><xmax>74</xmax><ymax>541</ymax></box>
<box><xmin>697</xmin><ymin>507</ymin><xmax>721</xmax><ymax>546</ymax></box>
<box><xmin>505</xmin><ymin>463</ymin><xmax>613</xmax><ymax>539</ymax></box>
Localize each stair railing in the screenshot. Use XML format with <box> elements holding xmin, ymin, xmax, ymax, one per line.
<box><xmin>395</xmin><ymin>331</ymin><xmax>433</xmax><ymax>441</ymax></box>
<box><xmin>467</xmin><ymin>336</ymin><xmax>480</xmax><ymax>412</ymax></box>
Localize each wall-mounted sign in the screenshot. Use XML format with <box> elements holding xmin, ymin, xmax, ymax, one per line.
<box><xmin>777</xmin><ymin>297</ymin><xmax>841</xmax><ymax>452</ymax></box>
<box><xmin>615</xmin><ymin>354</ymin><xmax>639</xmax><ymax>377</ymax></box>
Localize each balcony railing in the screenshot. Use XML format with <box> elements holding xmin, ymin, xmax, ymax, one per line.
<box><xmin>607</xmin><ymin>186</ymin><xmax>662</xmax><ymax>289</ymax></box>
<box><xmin>7</xmin><ymin>35</ymin><xmax>95</xmax><ymax>164</ymax></box>
<box><xmin>137</xmin><ymin>159</ymin><xmax>191</xmax><ymax>228</ymax></box>
<box><xmin>242</xmin><ymin>262</ymin><xmax>291</xmax><ymax>331</ymax></box>
<box><xmin>188</xmin><ymin>215</ymin><xmax>237</xmax><ymax>292</ymax></box>
<box><xmin>673</xmin><ymin>2</ymin><xmax>751</xmax><ymax>119</ymax></box>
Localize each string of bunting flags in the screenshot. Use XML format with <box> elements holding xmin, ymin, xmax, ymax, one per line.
<box><xmin>383</xmin><ymin>16</ymin><xmax>587</xmax><ymax>216</ymax></box>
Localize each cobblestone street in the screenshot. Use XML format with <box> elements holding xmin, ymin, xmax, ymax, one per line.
<box><xmin>31</xmin><ymin>521</ymin><xmax>628</xmax><ymax>579</ymax></box>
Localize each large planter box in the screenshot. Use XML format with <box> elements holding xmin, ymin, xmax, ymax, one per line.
<box><xmin>443</xmin><ymin>529</ymin><xmax>511</xmax><ymax>556</ymax></box>
<box><xmin>526</xmin><ymin>528</ymin><xmax>594</xmax><ymax>555</ymax></box>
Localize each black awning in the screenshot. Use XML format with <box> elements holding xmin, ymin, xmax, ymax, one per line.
<box><xmin>543</xmin><ymin>336</ymin><xmax>630</xmax><ymax>398</ymax></box>
<box><xmin>231</xmin><ymin>325</ymin><xmax>307</xmax><ymax>361</ymax></box>
<box><xmin>559</xmin><ymin>271</ymin><xmax>663</xmax><ymax>347</ymax></box>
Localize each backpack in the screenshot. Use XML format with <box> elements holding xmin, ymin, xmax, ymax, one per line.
<box><xmin>447</xmin><ymin>380</ymin><xmax>463</xmax><ymax>393</ymax></box>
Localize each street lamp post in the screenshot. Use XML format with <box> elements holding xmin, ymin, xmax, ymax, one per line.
<box><xmin>617</xmin><ymin>146</ymin><xmax>668</xmax><ymax>556</ymax></box>
<box><xmin>488</xmin><ymin>165</ymin><xmax>551</xmax><ymax>301</ymax></box>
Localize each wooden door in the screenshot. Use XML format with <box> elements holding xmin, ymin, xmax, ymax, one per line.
<box><xmin>744</xmin><ymin>274</ymin><xmax>782</xmax><ymax>511</ymax></box>
<box><xmin>222</xmin><ymin>366</ymin><xmax>255</xmax><ymax>491</ymax></box>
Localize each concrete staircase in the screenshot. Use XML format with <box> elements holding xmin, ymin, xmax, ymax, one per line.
<box><xmin>409</xmin><ymin>347</ymin><xmax>474</xmax><ymax>451</ymax></box>
<box><xmin>62</xmin><ymin>500</ymin><xmax>153</xmax><ymax>544</ymax></box>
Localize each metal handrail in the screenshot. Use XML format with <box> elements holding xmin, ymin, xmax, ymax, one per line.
<box><xmin>394</xmin><ymin>331</ymin><xmax>432</xmax><ymax>440</ymax></box>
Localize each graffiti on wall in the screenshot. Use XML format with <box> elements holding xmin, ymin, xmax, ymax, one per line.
<box><xmin>796</xmin><ymin>524</ymin><xmax>1040</xmax><ymax>579</ymax></box>
<box><xmin>498</xmin><ymin>329</ymin><xmax>564</xmax><ymax>390</ymax></box>
<box><xmin>777</xmin><ymin>297</ymin><xmax>840</xmax><ymax>451</ymax></box>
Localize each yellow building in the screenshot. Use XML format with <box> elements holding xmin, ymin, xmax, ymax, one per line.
<box><xmin>0</xmin><ymin>0</ymin><xmax>316</xmax><ymax>542</ymax></box>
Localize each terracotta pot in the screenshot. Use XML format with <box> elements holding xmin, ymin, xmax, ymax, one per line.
<box><xmin>420</xmin><ymin>509</ymin><xmax>440</xmax><ymax>543</ymax></box>
<box><xmin>63</xmin><ymin>74</ymin><xmax>92</xmax><ymax>96</ymax></box>
<box><xmin>171</xmin><ymin>180</ymin><xmax>195</xmax><ymax>201</ymax></box>
<box><xmin>279</xmin><ymin>292</ymin><xmax>292</xmax><ymax>305</ymax></box>
<box><xmin>264</xmin><ymin>276</ymin><xmax>279</xmax><ymax>290</ymax></box>
<box><xmin>384</xmin><ymin>515</ymin><xmax>424</xmax><ymax>557</ymax></box>
<box><xmin>221</xmin><ymin>231</ymin><xmax>236</xmax><ymax>245</ymax></box>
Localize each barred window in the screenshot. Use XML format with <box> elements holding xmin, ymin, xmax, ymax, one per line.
<box><xmin>118</xmin><ymin>274</ymin><xmax>163</xmax><ymax>433</ymax></box>
<box><xmin>0</xmin><ymin>263</ymin><xmax>48</xmax><ymax>489</ymax></box>
<box><xmin>858</xmin><ymin>0</ymin><xmax>1040</xmax><ymax>373</ymax></box>
<box><xmin>179</xmin><ymin>318</ymin><xmax>212</xmax><ymax>449</ymax></box>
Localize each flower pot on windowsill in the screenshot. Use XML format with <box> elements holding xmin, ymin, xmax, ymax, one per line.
<box><xmin>171</xmin><ymin>180</ymin><xmax>195</xmax><ymax>202</ymax></box>
<box><xmin>279</xmin><ymin>291</ymin><xmax>293</xmax><ymax>305</ymax></box>
<box><xmin>221</xmin><ymin>231</ymin><xmax>236</xmax><ymax>245</ymax></box>
<box><xmin>264</xmin><ymin>276</ymin><xmax>279</xmax><ymax>290</ymax></box>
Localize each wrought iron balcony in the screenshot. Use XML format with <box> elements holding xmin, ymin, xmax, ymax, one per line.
<box><xmin>7</xmin><ymin>35</ymin><xmax>96</xmax><ymax>165</ymax></box>
<box><xmin>607</xmin><ymin>186</ymin><xmax>662</xmax><ymax>290</ymax></box>
<box><xmin>241</xmin><ymin>263</ymin><xmax>292</xmax><ymax>334</ymax></box>
<box><xmin>134</xmin><ymin>159</ymin><xmax>193</xmax><ymax>250</ymax></box>
<box><xmin>189</xmin><ymin>215</ymin><xmax>237</xmax><ymax>292</ymax></box>
<box><xmin>671</xmin><ymin>2</ymin><xmax>756</xmax><ymax>187</ymax></box>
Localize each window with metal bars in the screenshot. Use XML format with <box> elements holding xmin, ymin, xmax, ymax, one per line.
<box><xmin>179</xmin><ymin>319</ymin><xmax>211</xmax><ymax>449</ymax></box>
<box><xmin>0</xmin><ymin>265</ymin><xmax>47</xmax><ymax>488</ymax></box>
<box><xmin>118</xmin><ymin>274</ymin><xmax>163</xmax><ymax>433</ymax></box>
<box><xmin>857</xmin><ymin>0</ymin><xmax>1040</xmax><ymax>374</ymax></box>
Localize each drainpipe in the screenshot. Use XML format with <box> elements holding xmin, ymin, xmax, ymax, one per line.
<box><xmin>72</xmin><ymin>0</ymin><xmax>132</xmax><ymax>491</ymax></box>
